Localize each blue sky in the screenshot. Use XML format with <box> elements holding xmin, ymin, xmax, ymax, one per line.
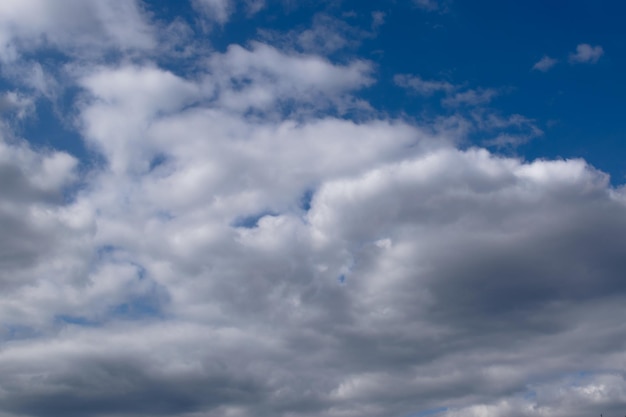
<box><xmin>13</xmin><ymin>0</ymin><xmax>626</xmax><ymax>180</ymax></box>
<box><xmin>1</xmin><ymin>1</ymin><xmax>626</xmax><ymax>417</ymax></box>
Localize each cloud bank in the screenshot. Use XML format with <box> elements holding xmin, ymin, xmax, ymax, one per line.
<box><xmin>0</xmin><ymin>3</ymin><xmax>624</xmax><ymax>417</ymax></box>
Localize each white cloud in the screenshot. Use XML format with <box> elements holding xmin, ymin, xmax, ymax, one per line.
<box><xmin>0</xmin><ymin>91</ymin><xmax>34</xmax><ymax>119</ymax></box>
<box><xmin>394</xmin><ymin>74</ymin><xmax>455</xmax><ymax>95</ymax></box>
<box><xmin>569</xmin><ymin>43</ymin><xmax>604</xmax><ymax>64</ymax></box>
<box><xmin>394</xmin><ymin>74</ymin><xmax>501</xmax><ymax>109</ymax></box>
<box><xmin>3</xmin><ymin>118</ymin><xmax>626</xmax><ymax>416</ymax></box>
<box><xmin>260</xmin><ymin>13</ymin><xmax>377</xmax><ymax>56</ymax></box>
<box><xmin>207</xmin><ymin>41</ymin><xmax>374</xmax><ymax>113</ymax></box>
<box><xmin>442</xmin><ymin>87</ymin><xmax>499</xmax><ymax>107</ymax></box>
<box><xmin>245</xmin><ymin>0</ymin><xmax>266</xmax><ymax>16</ymax></box>
<box><xmin>532</xmin><ymin>55</ymin><xmax>558</xmax><ymax>72</ymax></box>
<box><xmin>0</xmin><ymin>4</ymin><xmax>626</xmax><ymax>417</ymax></box>
<box><xmin>78</xmin><ymin>65</ymin><xmax>200</xmax><ymax>174</ymax></box>
<box><xmin>473</xmin><ymin>112</ymin><xmax>544</xmax><ymax>147</ymax></box>
<box><xmin>296</xmin><ymin>15</ymin><xmax>357</xmax><ymax>54</ymax></box>
<box><xmin>0</xmin><ymin>0</ymin><xmax>155</xmax><ymax>61</ymax></box>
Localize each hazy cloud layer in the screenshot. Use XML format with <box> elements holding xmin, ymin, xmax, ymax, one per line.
<box><xmin>0</xmin><ymin>3</ymin><xmax>624</xmax><ymax>417</ymax></box>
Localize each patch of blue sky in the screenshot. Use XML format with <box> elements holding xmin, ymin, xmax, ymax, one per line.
<box><xmin>232</xmin><ymin>211</ymin><xmax>280</xmax><ymax>229</ymax></box>
<box><xmin>55</xmin><ymin>315</ymin><xmax>99</xmax><ymax>327</ymax></box>
<box><xmin>109</xmin><ymin>293</ymin><xmax>168</xmax><ymax>321</ymax></box>
<box><xmin>148</xmin><ymin>153</ymin><xmax>169</xmax><ymax>172</ymax></box>
<box><xmin>524</xmin><ymin>389</ymin><xmax>537</xmax><ymax>400</ymax></box>
<box><xmin>300</xmin><ymin>188</ymin><xmax>315</xmax><ymax>212</ymax></box>
<box><xmin>96</xmin><ymin>245</ymin><xmax>121</xmax><ymax>259</ymax></box>
<box><xmin>1</xmin><ymin>324</ymin><xmax>41</xmax><ymax>342</ymax></box>
<box><xmin>55</xmin><ymin>288</ymin><xmax>169</xmax><ymax>327</ymax></box>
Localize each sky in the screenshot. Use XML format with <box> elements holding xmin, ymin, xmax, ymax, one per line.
<box><xmin>1</xmin><ymin>1</ymin><xmax>626</xmax><ymax>417</ymax></box>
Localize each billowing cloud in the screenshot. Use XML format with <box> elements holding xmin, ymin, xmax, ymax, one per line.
<box><xmin>0</xmin><ymin>0</ymin><xmax>155</xmax><ymax>61</ymax></box>
<box><xmin>569</xmin><ymin>43</ymin><xmax>604</xmax><ymax>64</ymax></box>
<box><xmin>206</xmin><ymin>41</ymin><xmax>374</xmax><ymax>114</ymax></box>
<box><xmin>0</xmin><ymin>2</ymin><xmax>625</xmax><ymax>417</ymax></box>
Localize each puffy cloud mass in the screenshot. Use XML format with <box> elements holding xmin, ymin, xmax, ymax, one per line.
<box><xmin>0</xmin><ymin>3</ymin><xmax>625</xmax><ymax>417</ymax></box>
<box><xmin>569</xmin><ymin>43</ymin><xmax>604</xmax><ymax>64</ymax></box>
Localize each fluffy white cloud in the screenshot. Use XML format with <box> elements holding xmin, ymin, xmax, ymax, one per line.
<box><xmin>206</xmin><ymin>41</ymin><xmax>374</xmax><ymax>113</ymax></box>
<box><xmin>1</xmin><ymin>3</ymin><xmax>626</xmax><ymax>417</ymax></box>
<box><xmin>0</xmin><ymin>0</ymin><xmax>155</xmax><ymax>61</ymax></box>
<box><xmin>569</xmin><ymin>43</ymin><xmax>604</xmax><ymax>64</ymax></box>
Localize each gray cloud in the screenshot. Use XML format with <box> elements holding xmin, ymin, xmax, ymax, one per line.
<box><xmin>0</xmin><ymin>3</ymin><xmax>625</xmax><ymax>417</ymax></box>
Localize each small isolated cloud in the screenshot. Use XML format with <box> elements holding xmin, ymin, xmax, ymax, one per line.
<box><xmin>569</xmin><ymin>43</ymin><xmax>604</xmax><ymax>64</ymax></box>
<box><xmin>442</xmin><ymin>87</ymin><xmax>499</xmax><ymax>107</ymax></box>
<box><xmin>414</xmin><ymin>0</ymin><xmax>441</xmax><ymax>11</ymax></box>
<box><xmin>532</xmin><ymin>55</ymin><xmax>558</xmax><ymax>72</ymax></box>
<box><xmin>394</xmin><ymin>74</ymin><xmax>455</xmax><ymax>96</ymax></box>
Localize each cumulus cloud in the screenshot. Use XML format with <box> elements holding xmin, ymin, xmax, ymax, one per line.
<box><xmin>532</xmin><ymin>55</ymin><xmax>558</xmax><ymax>72</ymax></box>
<box><xmin>206</xmin><ymin>41</ymin><xmax>374</xmax><ymax>114</ymax></box>
<box><xmin>0</xmin><ymin>3</ymin><xmax>626</xmax><ymax>417</ymax></box>
<box><xmin>569</xmin><ymin>43</ymin><xmax>604</xmax><ymax>64</ymax></box>
<box><xmin>0</xmin><ymin>0</ymin><xmax>155</xmax><ymax>61</ymax></box>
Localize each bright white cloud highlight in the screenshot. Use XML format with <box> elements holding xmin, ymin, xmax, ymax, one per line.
<box><xmin>0</xmin><ymin>0</ymin><xmax>155</xmax><ymax>60</ymax></box>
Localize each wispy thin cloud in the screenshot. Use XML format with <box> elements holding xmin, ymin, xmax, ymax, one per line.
<box><xmin>442</xmin><ymin>87</ymin><xmax>499</xmax><ymax>107</ymax></box>
<box><xmin>414</xmin><ymin>0</ymin><xmax>441</xmax><ymax>11</ymax></box>
<box><xmin>532</xmin><ymin>55</ymin><xmax>558</xmax><ymax>72</ymax></box>
<box><xmin>394</xmin><ymin>74</ymin><xmax>455</xmax><ymax>96</ymax></box>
